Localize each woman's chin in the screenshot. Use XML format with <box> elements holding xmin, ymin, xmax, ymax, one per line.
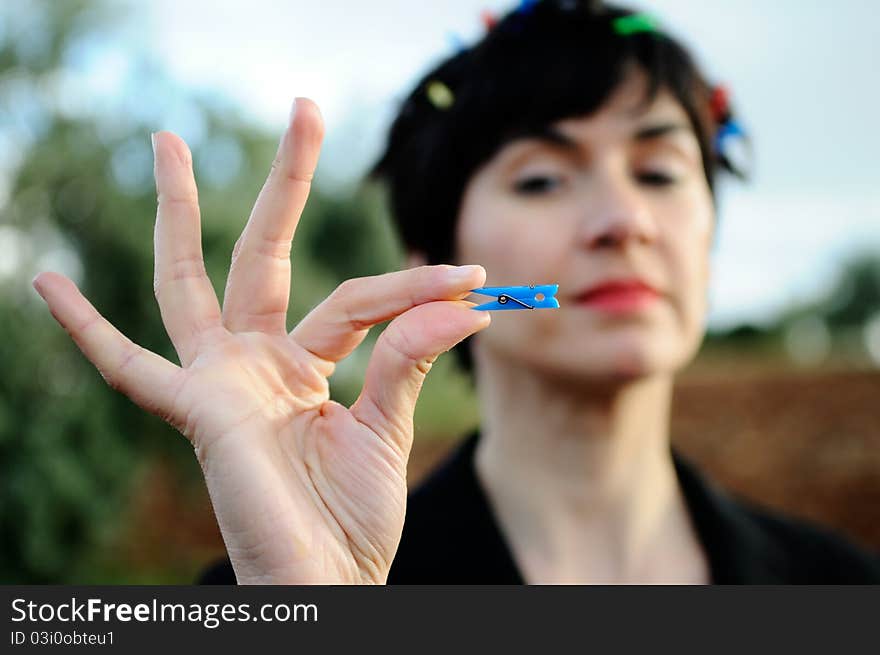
<box><xmin>537</xmin><ymin>343</ymin><xmax>682</xmax><ymax>385</ymax></box>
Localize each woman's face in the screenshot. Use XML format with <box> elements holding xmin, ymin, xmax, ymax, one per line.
<box><xmin>455</xmin><ymin>72</ymin><xmax>714</xmax><ymax>383</ymax></box>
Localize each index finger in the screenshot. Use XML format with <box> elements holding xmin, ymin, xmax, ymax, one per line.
<box><xmin>290</xmin><ymin>264</ymin><xmax>486</xmax><ymax>363</ymax></box>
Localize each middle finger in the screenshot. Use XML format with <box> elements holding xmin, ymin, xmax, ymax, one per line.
<box><xmin>222</xmin><ymin>97</ymin><xmax>324</xmax><ymax>334</ymax></box>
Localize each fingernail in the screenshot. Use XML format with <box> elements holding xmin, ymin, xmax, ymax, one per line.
<box><xmin>449</xmin><ymin>264</ymin><xmax>483</xmax><ymax>283</ymax></box>
<box><xmin>150</xmin><ymin>132</ymin><xmax>157</xmax><ymax>155</ymax></box>
<box><xmin>32</xmin><ymin>274</ymin><xmax>45</xmax><ymax>300</ymax></box>
<box><xmin>289</xmin><ymin>98</ymin><xmax>298</xmax><ymax>123</ymax></box>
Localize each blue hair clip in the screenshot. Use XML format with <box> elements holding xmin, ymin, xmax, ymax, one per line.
<box><xmin>470</xmin><ymin>284</ymin><xmax>559</xmax><ymax>311</ymax></box>
<box><xmin>446</xmin><ymin>31</ymin><xmax>467</xmax><ymax>54</ymax></box>
<box><xmin>714</xmin><ymin>119</ymin><xmax>745</xmax><ymax>154</ymax></box>
<box><xmin>517</xmin><ymin>0</ymin><xmax>540</xmax><ymax>14</ymax></box>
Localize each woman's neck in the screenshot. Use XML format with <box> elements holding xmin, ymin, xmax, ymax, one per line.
<box><xmin>472</xmin><ymin>347</ymin><xmax>708</xmax><ymax>584</ymax></box>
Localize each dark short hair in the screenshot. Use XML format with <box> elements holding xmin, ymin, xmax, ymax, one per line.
<box><xmin>370</xmin><ymin>0</ymin><xmax>744</xmax><ymax>370</ymax></box>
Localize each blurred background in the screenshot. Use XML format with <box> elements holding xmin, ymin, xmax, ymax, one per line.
<box><xmin>1</xmin><ymin>0</ymin><xmax>878</xmax><ymax>583</ymax></box>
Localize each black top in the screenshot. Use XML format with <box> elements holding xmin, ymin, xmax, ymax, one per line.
<box><xmin>199</xmin><ymin>432</ymin><xmax>880</xmax><ymax>584</ymax></box>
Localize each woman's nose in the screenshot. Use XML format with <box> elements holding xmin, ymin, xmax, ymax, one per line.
<box><xmin>576</xmin><ymin>171</ymin><xmax>658</xmax><ymax>250</ymax></box>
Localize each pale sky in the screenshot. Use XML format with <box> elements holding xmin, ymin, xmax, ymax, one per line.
<box><xmin>9</xmin><ymin>0</ymin><xmax>880</xmax><ymax>328</ymax></box>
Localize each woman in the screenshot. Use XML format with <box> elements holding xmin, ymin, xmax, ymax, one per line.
<box><xmin>33</xmin><ymin>1</ymin><xmax>879</xmax><ymax>583</ymax></box>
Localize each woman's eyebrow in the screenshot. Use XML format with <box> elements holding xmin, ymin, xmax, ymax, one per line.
<box><xmin>501</xmin><ymin>125</ymin><xmax>581</xmax><ymax>152</ymax></box>
<box><xmin>498</xmin><ymin>122</ymin><xmax>697</xmax><ymax>162</ymax></box>
<box><xmin>633</xmin><ymin>122</ymin><xmax>693</xmax><ymax>142</ymax></box>
<box><xmin>505</xmin><ymin>122</ymin><xmax>694</xmax><ymax>150</ymax></box>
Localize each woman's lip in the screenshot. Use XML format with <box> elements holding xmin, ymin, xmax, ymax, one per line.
<box><xmin>574</xmin><ymin>283</ymin><xmax>661</xmax><ymax>313</ymax></box>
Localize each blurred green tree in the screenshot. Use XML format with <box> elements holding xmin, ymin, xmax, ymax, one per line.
<box><xmin>703</xmin><ymin>252</ymin><xmax>880</xmax><ymax>365</ymax></box>
<box><xmin>819</xmin><ymin>253</ymin><xmax>880</xmax><ymax>329</ymax></box>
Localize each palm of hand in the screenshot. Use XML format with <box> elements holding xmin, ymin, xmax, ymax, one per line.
<box><xmin>177</xmin><ymin>330</ymin><xmax>409</xmax><ymax>585</ymax></box>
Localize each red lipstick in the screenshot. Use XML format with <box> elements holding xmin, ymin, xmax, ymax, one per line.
<box><xmin>575</xmin><ymin>279</ymin><xmax>660</xmax><ymax>313</ymax></box>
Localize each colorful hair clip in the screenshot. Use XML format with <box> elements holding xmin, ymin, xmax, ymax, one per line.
<box><xmin>481</xmin><ymin>9</ymin><xmax>498</xmax><ymax>31</ymax></box>
<box><xmin>714</xmin><ymin>118</ymin><xmax>751</xmax><ymax>179</ymax></box>
<box><xmin>426</xmin><ymin>80</ymin><xmax>455</xmax><ymax>110</ymax></box>
<box><xmin>446</xmin><ymin>31</ymin><xmax>467</xmax><ymax>54</ymax></box>
<box><xmin>709</xmin><ymin>85</ymin><xmax>731</xmax><ymax>123</ymax></box>
<box><xmin>470</xmin><ymin>285</ymin><xmax>560</xmax><ymax>311</ymax></box>
<box><xmin>714</xmin><ymin>119</ymin><xmax>745</xmax><ymax>155</ymax></box>
<box><xmin>516</xmin><ymin>0</ymin><xmax>540</xmax><ymax>15</ymax></box>
<box><xmin>612</xmin><ymin>13</ymin><xmax>660</xmax><ymax>36</ymax></box>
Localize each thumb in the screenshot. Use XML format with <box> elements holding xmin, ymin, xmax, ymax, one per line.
<box><xmin>350</xmin><ymin>300</ymin><xmax>490</xmax><ymax>451</ymax></box>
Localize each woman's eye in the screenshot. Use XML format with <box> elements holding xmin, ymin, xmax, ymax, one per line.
<box><xmin>513</xmin><ymin>175</ymin><xmax>561</xmax><ymax>195</ymax></box>
<box><xmin>636</xmin><ymin>171</ymin><xmax>677</xmax><ymax>187</ymax></box>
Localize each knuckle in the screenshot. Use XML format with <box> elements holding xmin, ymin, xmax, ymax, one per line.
<box><xmin>329</xmin><ymin>286</ymin><xmax>364</xmax><ymax>331</ymax></box>
<box><xmin>74</xmin><ymin>312</ymin><xmax>104</xmax><ymax>337</ymax></box>
<box><xmin>255</xmin><ymin>234</ymin><xmax>292</xmax><ymax>261</ymax></box>
<box><xmin>156</xmin><ymin>190</ymin><xmax>199</xmax><ymax>210</ymax></box>
<box><xmin>286</xmin><ymin>168</ymin><xmax>314</xmax><ymax>184</ymax></box>
<box><xmin>268</xmin><ymin>156</ymin><xmax>314</xmax><ymax>186</ymax></box>
<box><xmin>102</xmin><ymin>344</ymin><xmax>141</xmax><ymax>392</ymax></box>
<box><xmin>415</xmin><ymin>354</ymin><xmax>437</xmax><ymax>376</ymax></box>
<box><xmin>332</xmin><ymin>277</ymin><xmax>358</xmax><ymax>302</ymax></box>
<box><xmin>382</xmin><ymin>326</ymin><xmax>419</xmax><ymax>364</ymax></box>
<box><xmin>155</xmin><ymin>256</ymin><xmax>207</xmax><ymax>298</ymax></box>
<box><xmin>170</xmin><ymin>255</ymin><xmax>207</xmax><ymax>280</ymax></box>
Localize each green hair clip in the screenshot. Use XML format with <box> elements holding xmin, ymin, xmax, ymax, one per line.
<box><xmin>612</xmin><ymin>13</ymin><xmax>660</xmax><ymax>36</ymax></box>
<box><xmin>426</xmin><ymin>80</ymin><xmax>455</xmax><ymax>110</ymax></box>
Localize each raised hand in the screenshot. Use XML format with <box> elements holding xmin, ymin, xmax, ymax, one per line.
<box><xmin>32</xmin><ymin>98</ymin><xmax>490</xmax><ymax>584</ymax></box>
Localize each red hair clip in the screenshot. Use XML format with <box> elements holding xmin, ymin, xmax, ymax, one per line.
<box><xmin>709</xmin><ymin>85</ymin><xmax>730</xmax><ymax>123</ymax></box>
<box><xmin>481</xmin><ymin>9</ymin><xmax>498</xmax><ymax>31</ymax></box>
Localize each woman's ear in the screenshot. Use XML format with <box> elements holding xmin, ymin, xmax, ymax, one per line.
<box><xmin>405</xmin><ymin>251</ymin><xmax>428</xmax><ymax>269</ymax></box>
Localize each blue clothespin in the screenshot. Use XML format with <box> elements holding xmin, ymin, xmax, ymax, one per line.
<box><xmin>470</xmin><ymin>284</ymin><xmax>559</xmax><ymax>311</ymax></box>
